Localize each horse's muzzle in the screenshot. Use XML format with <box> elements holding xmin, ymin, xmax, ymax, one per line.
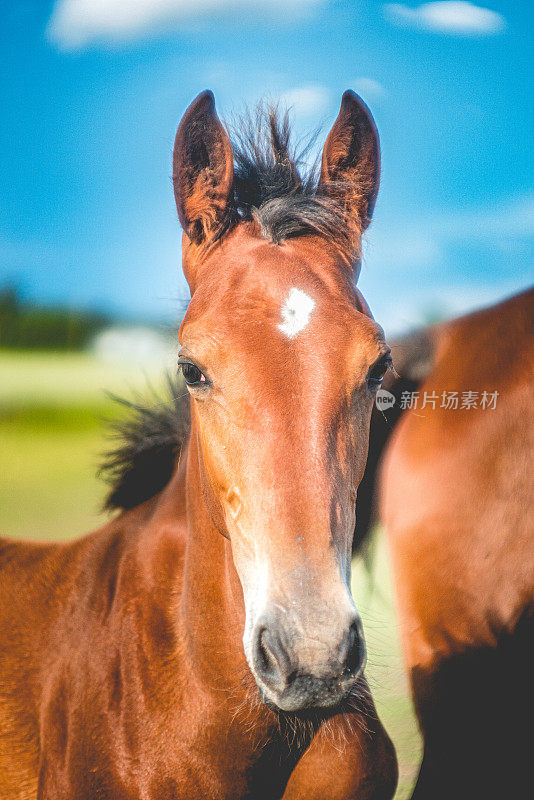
<box><xmin>251</xmin><ymin>612</ymin><xmax>366</xmax><ymax>712</ymax></box>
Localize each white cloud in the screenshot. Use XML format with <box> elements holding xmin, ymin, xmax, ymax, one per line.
<box><xmin>360</xmin><ymin>193</ymin><xmax>534</xmax><ymax>334</ymax></box>
<box><xmin>351</xmin><ymin>78</ymin><xmax>387</xmax><ymax>101</ymax></box>
<box><xmin>47</xmin><ymin>0</ymin><xmax>325</xmax><ymax>49</ymax></box>
<box><xmin>384</xmin><ymin>2</ymin><xmax>506</xmax><ymax>35</ymax></box>
<box><xmin>366</xmin><ymin>192</ymin><xmax>534</xmax><ymax>274</ymax></box>
<box><xmin>369</xmin><ymin>279</ymin><xmax>530</xmax><ymax>337</ymax></box>
<box><xmin>363</xmin><ymin>227</ymin><xmax>443</xmax><ymax>271</ymax></box>
<box><xmin>432</xmin><ymin>193</ymin><xmax>534</xmax><ymax>240</ymax></box>
<box><xmin>280</xmin><ymin>84</ymin><xmax>331</xmax><ymax>117</ymax></box>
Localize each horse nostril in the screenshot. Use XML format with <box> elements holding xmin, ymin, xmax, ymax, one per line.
<box><xmin>253</xmin><ymin>623</ymin><xmax>292</xmax><ymax>690</ymax></box>
<box><xmin>343</xmin><ymin>622</ymin><xmax>366</xmax><ymax>677</ymax></box>
<box><xmin>256</xmin><ymin>628</ymin><xmax>272</xmax><ymax>675</ymax></box>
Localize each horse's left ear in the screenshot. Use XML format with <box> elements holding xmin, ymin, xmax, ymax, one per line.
<box><xmin>319</xmin><ymin>90</ymin><xmax>380</xmax><ymax>231</ymax></box>
<box><xmin>173</xmin><ymin>90</ymin><xmax>234</xmax><ymax>247</ymax></box>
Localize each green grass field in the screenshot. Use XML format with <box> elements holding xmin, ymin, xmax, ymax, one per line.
<box><xmin>0</xmin><ymin>349</ymin><xmax>421</xmax><ymax>797</ymax></box>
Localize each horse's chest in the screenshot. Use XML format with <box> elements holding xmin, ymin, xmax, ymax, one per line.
<box><xmin>137</xmin><ymin>725</ymin><xmax>296</xmax><ymax>800</ymax></box>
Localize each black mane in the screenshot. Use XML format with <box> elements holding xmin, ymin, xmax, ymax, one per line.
<box><xmin>101</xmin><ymin>105</ymin><xmax>362</xmax><ymax>511</ymax></box>
<box><xmin>100</xmin><ymin>375</ymin><xmax>189</xmax><ymax>511</ymax></box>
<box><xmin>228</xmin><ymin>105</ymin><xmax>357</xmax><ymax>258</ymax></box>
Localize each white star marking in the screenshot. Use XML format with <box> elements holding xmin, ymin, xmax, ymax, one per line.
<box><xmin>278</xmin><ymin>287</ymin><xmax>315</xmax><ymax>338</ymax></box>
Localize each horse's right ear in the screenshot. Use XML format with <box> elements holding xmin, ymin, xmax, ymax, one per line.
<box><xmin>173</xmin><ymin>91</ymin><xmax>234</xmax><ymax>247</ymax></box>
<box><xmin>319</xmin><ymin>90</ymin><xmax>380</xmax><ymax>233</ymax></box>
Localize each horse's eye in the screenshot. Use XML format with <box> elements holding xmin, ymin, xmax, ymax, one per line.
<box><xmin>180</xmin><ymin>361</ymin><xmax>206</xmax><ymax>387</ymax></box>
<box><xmin>366</xmin><ymin>354</ymin><xmax>392</xmax><ymax>390</ymax></box>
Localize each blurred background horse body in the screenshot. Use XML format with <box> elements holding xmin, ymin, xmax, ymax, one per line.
<box><xmin>357</xmin><ymin>287</ymin><xmax>534</xmax><ymax>799</ymax></box>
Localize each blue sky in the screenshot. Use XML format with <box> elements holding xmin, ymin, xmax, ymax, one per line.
<box><xmin>1</xmin><ymin>1</ymin><xmax>532</xmax><ymax>334</ymax></box>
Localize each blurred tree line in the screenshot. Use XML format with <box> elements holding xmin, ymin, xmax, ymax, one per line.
<box><xmin>0</xmin><ymin>284</ymin><xmax>109</xmax><ymax>350</ymax></box>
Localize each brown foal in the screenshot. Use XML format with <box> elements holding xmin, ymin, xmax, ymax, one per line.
<box><xmin>0</xmin><ymin>90</ymin><xmax>397</xmax><ymax>799</ymax></box>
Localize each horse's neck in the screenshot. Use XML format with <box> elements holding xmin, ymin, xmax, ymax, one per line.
<box><xmin>181</xmin><ymin>426</ymin><xmax>247</xmax><ymax>679</ymax></box>
<box><xmin>126</xmin><ymin>426</ymin><xmax>300</xmax><ymax>770</ymax></box>
<box><xmin>137</xmin><ymin>425</ymin><xmax>248</xmax><ymax>691</ymax></box>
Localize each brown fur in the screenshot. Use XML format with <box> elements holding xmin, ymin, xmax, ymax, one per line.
<box><xmin>380</xmin><ymin>288</ymin><xmax>534</xmax><ymax>798</ymax></box>
<box><xmin>0</xmin><ymin>91</ymin><xmax>397</xmax><ymax>799</ymax></box>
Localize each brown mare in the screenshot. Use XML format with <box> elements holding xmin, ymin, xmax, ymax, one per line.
<box><xmin>0</xmin><ymin>91</ymin><xmax>398</xmax><ymax>799</ymax></box>
<box><xmin>356</xmin><ymin>287</ymin><xmax>534</xmax><ymax>799</ymax></box>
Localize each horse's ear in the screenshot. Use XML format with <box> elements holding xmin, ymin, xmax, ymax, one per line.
<box><xmin>319</xmin><ymin>90</ymin><xmax>380</xmax><ymax>231</ymax></box>
<box><xmin>173</xmin><ymin>90</ymin><xmax>234</xmax><ymax>246</ymax></box>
